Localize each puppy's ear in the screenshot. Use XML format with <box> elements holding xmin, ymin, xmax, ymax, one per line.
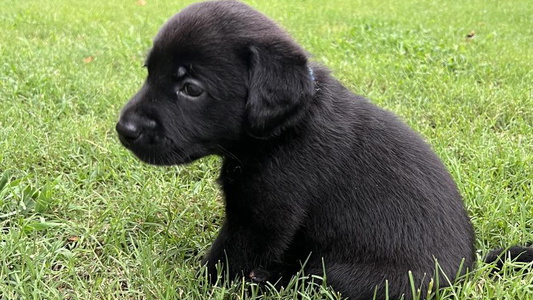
<box><xmin>245</xmin><ymin>45</ymin><xmax>315</xmax><ymax>138</ymax></box>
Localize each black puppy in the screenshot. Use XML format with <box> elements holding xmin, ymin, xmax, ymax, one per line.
<box><xmin>116</xmin><ymin>1</ymin><xmax>533</xmax><ymax>299</ymax></box>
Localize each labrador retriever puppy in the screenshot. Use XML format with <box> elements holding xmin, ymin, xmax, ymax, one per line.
<box><xmin>116</xmin><ymin>1</ymin><xmax>533</xmax><ymax>299</ymax></box>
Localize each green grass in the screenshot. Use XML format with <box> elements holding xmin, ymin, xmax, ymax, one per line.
<box><xmin>0</xmin><ymin>0</ymin><xmax>532</xmax><ymax>299</ymax></box>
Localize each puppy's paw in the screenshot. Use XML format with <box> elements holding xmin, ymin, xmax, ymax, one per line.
<box><xmin>249</xmin><ymin>268</ymin><xmax>271</xmax><ymax>283</ymax></box>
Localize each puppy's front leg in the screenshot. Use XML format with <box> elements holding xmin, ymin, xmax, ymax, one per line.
<box><xmin>202</xmin><ymin>212</ymin><xmax>299</xmax><ymax>284</ymax></box>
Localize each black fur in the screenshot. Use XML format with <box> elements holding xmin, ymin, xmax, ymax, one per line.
<box><xmin>484</xmin><ymin>246</ymin><xmax>533</xmax><ymax>273</ymax></box>
<box><xmin>116</xmin><ymin>1</ymin><xmax>533</xmax><ymax>299</ymax></box>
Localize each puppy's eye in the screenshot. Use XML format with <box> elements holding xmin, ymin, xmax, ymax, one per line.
<box><xmin>182</xmin><ymin>83</ymin><xmax>204</xmax><ymax>97</ymax></box>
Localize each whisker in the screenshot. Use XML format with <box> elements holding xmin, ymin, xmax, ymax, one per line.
<box><xmin>216</xmin><ymin>145</ymin><xmax>241</xmax><ymax>164</ymax></box>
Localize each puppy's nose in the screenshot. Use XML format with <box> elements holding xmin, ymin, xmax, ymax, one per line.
<box><xmin>116</xmin><ymin>120</ymin><xmax>141</xmax><ymax>143</ymax></box>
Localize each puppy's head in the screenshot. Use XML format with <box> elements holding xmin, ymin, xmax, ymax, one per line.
<box><xmin>116</xmin><ymin>0</ymin><xmax>316</xmax><ymax>165</ymax></box>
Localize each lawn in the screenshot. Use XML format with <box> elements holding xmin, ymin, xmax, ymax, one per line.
<box><xmin>0</xmin><ymin>0</ymin><xmax>532</xmax><ymax>299</ymax></box>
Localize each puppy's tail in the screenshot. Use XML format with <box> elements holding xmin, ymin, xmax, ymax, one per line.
<box><xmin>484</xmin><ymin>246</ymin><xmax>533</xmax><ymax>272</ymax></box>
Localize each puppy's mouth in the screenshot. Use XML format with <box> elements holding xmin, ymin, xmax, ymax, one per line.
<box><xmin>118</xmin><ymin>133</ymin><xmax>202</xmax><ymax>166</ymax></box>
